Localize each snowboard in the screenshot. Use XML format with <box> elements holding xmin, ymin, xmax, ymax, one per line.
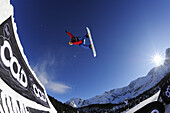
<box><xmin>86</xmin><ymin>27</ymin><xmax>96</xmax><ymax>57</ymax></box>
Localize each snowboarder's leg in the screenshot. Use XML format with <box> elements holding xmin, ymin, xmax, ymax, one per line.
<box><xmin>79</xmin><ymin>35</ymin><xmax>88</xmax><ymax>40</ymax></box>
<box><xmin>79</xmin><ymin>35</ymin><xmax>89</xmax><ymax>46</ymax></box>
<box><xmin>80</xmin><ymin>44</ymin><xmax>91</xmax><ymax>49</ymax></box>
<box><xmin>83</xmin><ymin>39</ymin><xmax>86</xmax><ymax>44</ymax></box>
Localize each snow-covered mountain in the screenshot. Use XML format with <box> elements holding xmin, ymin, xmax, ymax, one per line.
<box><xmin>65</xmin><ymin>48</ymin><xmax>170</xmax><ymax>108</ymax></box>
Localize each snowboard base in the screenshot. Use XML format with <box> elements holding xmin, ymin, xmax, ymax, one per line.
<box><xmin>86</xmin><ymin>27</ymin><xmax>96</xmax><ymax>57</ymax></box>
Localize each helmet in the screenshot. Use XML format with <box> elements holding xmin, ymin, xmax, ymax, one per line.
<box><xmin>69</xmin><ymin>41</ymin><xmax>73</xmax><ymax>45</ymax></box>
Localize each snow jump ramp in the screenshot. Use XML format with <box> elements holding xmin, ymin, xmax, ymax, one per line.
<box><xmin>0</xmin><ymin>0</ymin><xmax>57</xmax><ymax>113</ymax></box>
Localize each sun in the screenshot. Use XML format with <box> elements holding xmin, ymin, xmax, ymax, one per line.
<box><xmin>151</xmin><ymin>53</ymin><xmax>163</xmax><ymax>66</ymax></box>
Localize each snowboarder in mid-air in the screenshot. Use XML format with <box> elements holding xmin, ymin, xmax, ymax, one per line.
<box><xmin>65</xmin><ymin>30</ymin><xmax>92</xmax><ymax>49</ymax></box>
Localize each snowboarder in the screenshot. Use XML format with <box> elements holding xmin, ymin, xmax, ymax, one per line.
<box><xmin>65</xmin><ymin>30</ymin><xmax>92</xmax><ymax>49</ymax></box>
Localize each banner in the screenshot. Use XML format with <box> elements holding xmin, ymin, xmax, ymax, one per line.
<box><xmin>0</xmin><ymin>16</ymin><xmax>56</xmax><ymax>113</ymax></box>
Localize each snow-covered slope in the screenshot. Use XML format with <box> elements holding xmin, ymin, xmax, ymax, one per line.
<box><xmin>66</xmin><ymin>98</ymin><xmax>84</xmax><ymax>108</ymax></box>
<box><xmin>66</xmin><ymin>48</ymin><xmax>170</xmax><ymax>108</ymax></box>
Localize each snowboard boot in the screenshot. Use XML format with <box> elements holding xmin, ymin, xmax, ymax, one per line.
<box><xmin>89</xmin><ymin>45</ymin><xmax>92</xmax><ymax>49</ymax></box>
<box><xmin>85</xmin><ymin>34</ymin><xmax>89</xmax><ymax>38</ymax></box>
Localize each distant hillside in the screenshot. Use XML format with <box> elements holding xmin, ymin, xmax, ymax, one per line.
<box><xmin>48</xmin><ymin>95</ymin><xmax>79</xmax><ymax>113</ymax></box>
<box><xmin>77</xmin><ymin>72</ymin><xmax>170</xmax><ymax>113</ymax></box>
<box><xmin>47</xmin><ymin>72</ymin><xmax>170</xmax><ymax>113</ymax></box>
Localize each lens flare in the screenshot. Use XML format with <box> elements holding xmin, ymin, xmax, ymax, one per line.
<box><xmin>151</xmin><ymin>53</ymin><xmax>163</xmax><ymax>66</ymax></box>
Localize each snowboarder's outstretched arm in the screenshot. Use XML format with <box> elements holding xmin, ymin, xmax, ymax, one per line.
<box><xmin>65</xmin><ymin>30</ymin><xmax>74</xmax><ymax>39</ymax></box>
<box><xmin>73</xmin><ymin>41</ymin><xmax>82</xmax><ymax>45</ymax></box>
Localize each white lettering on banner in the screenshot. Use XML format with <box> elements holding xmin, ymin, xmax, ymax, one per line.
<box><xmin>0</xmin><ymin>40</ymin><xmax>12</xmax><ymax>67</ymax></box>
<box><xmin>165</xmin><ymin>85</ymin><xmax>170</xmax><ymax>98</ymax></box>
<box><xmin>3</xmin><ymin>23</ymin><xmax>10</xmax><ymax>39</ymax></box>
<box><xmin>0</xmin><ymin>40</ymin><xmax>47</xmax><ymax>102</ymax></box>
<box><xmin>0</xmin><ymin>90</ymin><xmax>29</xmax><ymax>113</ymax></box>
<box><xmin>0</xmin><ymin>21</ymin><xmax>48</xmax><ymax>104</ymax></box>
<box><xmin>33</xmin><ymin>84</ymin><xmax>47</xmax><ymax>102</ymax></box>
<box><xmin>0</xmin><ymin>40</ymin><xmax>28</xmax><ymax>88</ymax></box>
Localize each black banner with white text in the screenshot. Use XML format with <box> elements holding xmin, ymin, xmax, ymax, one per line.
<box><xmin>0</xmin><ymin>16</ymin><xmax>50</xmax><ymax>111</ymax></box>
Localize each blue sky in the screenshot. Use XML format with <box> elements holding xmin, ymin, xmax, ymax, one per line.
<box><xmin>11</xmin><ymin>0</ymin><xmax>170</xmax><ymax>102</ymax></box>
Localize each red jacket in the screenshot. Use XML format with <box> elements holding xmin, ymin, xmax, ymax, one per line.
<box><xmin>66</xmin><ymin>32</ymin><xmax>82</xmax><ymax>45</ymax></box>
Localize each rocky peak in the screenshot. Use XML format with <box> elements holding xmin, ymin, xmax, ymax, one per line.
<box><xmin>164</xmin><ymin>48</ymin><xmax>170</xmax><ymax>65</ymax></box>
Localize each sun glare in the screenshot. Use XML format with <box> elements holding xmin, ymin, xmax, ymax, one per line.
<box><xmin>151</xmin><ymin>53</ymin><xmax>163</xmax><ymax>66</ymax></box>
